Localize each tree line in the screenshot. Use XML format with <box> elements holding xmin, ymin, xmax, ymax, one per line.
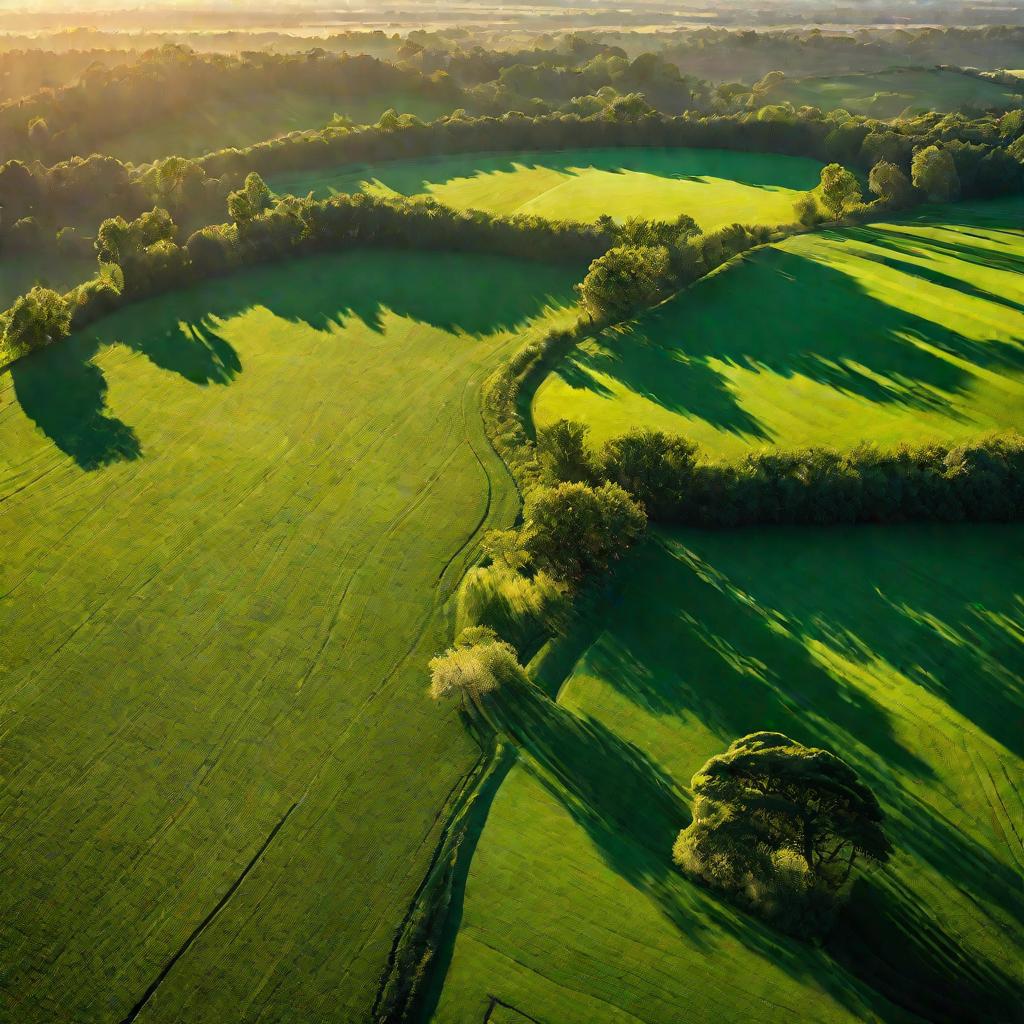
<box><xmin>0</xmin><ymin>45</ymin><xmax>463</xmax><ymax>164</ymax></box>
<box><xmin>538</xmin><ymin>422</ymin><xmax>1024</xmax><ymax>527</ymax></box>
<box><xmin>191</xmin><ymin>104</ymin><xmax>1024</xmax><ymax>203</ymax></box>
<box><xmin>0</xmin><ymin>176</ymin><xmax>611</xmax><ymax>365</ymax></box>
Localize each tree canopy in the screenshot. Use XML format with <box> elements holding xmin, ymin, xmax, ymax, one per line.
<box><xmin>673</xmin><ymin>732</ymin><xmax>892</xmax><ymax>933</ymax></box>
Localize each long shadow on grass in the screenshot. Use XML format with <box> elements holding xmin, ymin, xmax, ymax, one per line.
<box><xmin>558</xmin><ymin>233</ymin><xmax>1024</xmax><ymax>440</ymax></box>
<box><xmin>487</xmin><ymin>674</ymin><xmax>916</xmax><ymax>1020</ymax></box>
<box><xmin>591</xmin><ymin>528</ymin><xmax>1024</xmax><ymax>943</ymax></box>
<box><xmin>539</xmin><ymin>526</ymin><xmax>1023</xmax><ymax>1019</ymax></box>
<box><xmin>276</xmin><ymin>147</ymin><xmax>822</xmax><ymax>207</ymax></box>
<box><xmin>11</xmin><ymin>250</ymin><xmax>579</xmax><ymax>470</ymax></box>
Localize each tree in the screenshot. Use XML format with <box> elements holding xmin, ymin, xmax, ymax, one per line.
<box><xmin>868</xmin><ymin>159</ymin><xmax>915</xmax><ymax>207</ymax></box>
<box><xmin>536</xmin><ymin>418</ymin><xmax>596</xmax><ymax>484</ymax></box>
<box><xmin>911</xmin><ymin>145</ymin><xmax>960</xmax><ymax>202</ymax></box>
<box><xmin>598</xmin><ymin>429</ymin><xmax>699</xmax><ymax>520</ymax></box>
<box><xmin>1</xmin><ymin>287</ymin><xmax>72</xmax><ymax>357</ymax></box>
<box><xmin>815</xmin><ymin>162</ymin><xmax>862</xmax><ymax>218</ymax></box>
<box><xmin>673</xmin><ymin>732</ymin><xmax>892</xmax><ymax>932</ymax></box>
<box><xmin>522</xmin><ymin>481</ymin><xmax>646</xmax><ymax>583</ymax></box>
<box><xmin>428</xmin><ymin>631</ymin><xmax>524</xmax><ymax>711</ymax></box>
<box><xmin>577</xmin><ymin>244</ymin><xmax>670</xmax><ymax>322</ymax></box>
<box><xmin>227</xmin><ymin>172</ymin><xmax>273</xmax><ymax>225</ymax></box>
<box><xmin>793</xmin><ymin>193</ymin><xmax>820</xmax><ymax>226</ymax></box>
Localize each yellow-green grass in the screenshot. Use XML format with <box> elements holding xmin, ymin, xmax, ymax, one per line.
<box><xmin>269</xmin><ymin>147</ymin><xmax>824</xmax><ymax>231</ymax></box>
<box><xmin>0</xmin><ymin>249</ymin><xmax>580</xmax><ymax>1023</ymax></box>
<box><xmin>763</xmin><ymin>67</ymin><xmax>1022</xmax><ymax>117</ymax></box>
<box><xmin>103</xmin><ymin>90</ymin><xmax>453</xmax><ymax>165</ymax></box>
<box><xmin>535</xmin><ymin>198</ymin><xmax>1024</xmax><ymax>457</ymax></box>
<box><xmin>430</xmin><ymin>525</ymin><xmax>1024</xmax><ymax>1023</ymax></box>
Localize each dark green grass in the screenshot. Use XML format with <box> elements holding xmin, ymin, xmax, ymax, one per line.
<box><xmin>431</xmin><ymin>525</ymin><xmax>1024</xmax><ymax>1023</ymax></box>
<box><xmin>0</xmin><ymin>248</ymin><xmax>97</xmax><ymax>309</ymax></box>
<box><xmin>0</xmin><ymin>248</ymin><xmax>580</xmax><ymax>1024</ymax></box>
<box><xmin>535</xmin><ymin>198</ymin><xmax>1024</xmax><ymax>455</ymax></box>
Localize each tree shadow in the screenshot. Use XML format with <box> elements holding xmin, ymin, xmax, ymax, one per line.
<box><xmin>553</xmin><ymin>225</ymin><xmax>1024</xmax><ymax>441</ymax></box>
<box><xmin>828</xmin><ymin>874</ymin><xmax>1024</xmax><ymax>1023</ymax></box>
<box><xmin>538</xmin><ymin>524</ymin><xmax>1023</xmax><ymax>1018</ymax></box>
<box><xmin>8</xmin><ymin>249</ymin><xmax>580</xmax><ymax>471</ymax></box>
<box><xmin>273</xmin><ymin>146</ymin><xmax>822</xmax><ymax>211</ymax></box>
<box><xmin>10</xmin><ymin>334</ymin><xmax>143</xmax><ymax>471</ymax></box>
<box><xmin>489</xmin><ymin>679</ymin><xmax>693</xmax><ymax>902</ymax></box>
<box><xmin>486</xmin><ymin>676</ymin><xmax>921</xmax><ymax>1021</ymax></box>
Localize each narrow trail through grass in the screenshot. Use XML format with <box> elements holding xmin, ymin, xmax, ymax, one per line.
<box><xmin>0</xmin><ymin>248</ymin><xmax>580</xmax><ymax>1024</ymax></box>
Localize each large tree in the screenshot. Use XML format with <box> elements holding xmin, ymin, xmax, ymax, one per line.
<box><xmin>522</xmin><ymin>480</ymin><xmax>646</xmax><ymax>583</ymax></box>
<box><xmin>868</xmin><ymin>159</ymin><xmax>915</xmax><ymax>207</ymax></box>
<box><xmin>815</xmin><ymin>162</ymin><xmax>862</xmax><ymax>218</ymax></box>
<box><xmin>673</xmin><ymin>732</ymin><xmax>892</xmax><ymax>915</ymax></box>
<box><xmin>577</xmin><ymin>244</ymin><xmax>670</xmax><ymax>322</ymax></box>
<box><xmin>911</xmin><ymin>145</ymin><xmax>960</xmax><ymax>202</ymax></box>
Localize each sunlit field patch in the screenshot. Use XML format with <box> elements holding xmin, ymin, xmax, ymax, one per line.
<box><xmin>0</xmin><ymin>248</ymin><xmax>579</xmax><ymax>1024</ymax></box>
<box><xmin>270</xmin><ymin>146</ymin><xmax>823</xmax><ymax>231</ymax></box>
<box><xmin>534</xmin><ymin>198</ymin><xmax>1024</xmax><ymax>455</ymax></box>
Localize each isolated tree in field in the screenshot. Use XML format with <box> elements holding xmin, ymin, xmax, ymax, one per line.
<box><xmin>537</xmin><ymin>418</ymin><xmax>596</xmax><ymax>484</ymax></box>
<box><xmin>814</xmin><ymin>163</ymin><xmax>862</xmax><ymax>218</ymax></box>
<box><xmin>1</xmin><ymin>287</ymin><xmax>71</xmax><ymax>357</ymax></box>
<box><xmin>673</xmin><ymin>732</ymin><xmax>892</xmax><ymax>932</ymax></box>
<box><xmin>522</xmin><ymin>481</ymin><xmax>646</xmax><ymax>583</ymax></box>
<box><xmin>911</xmin><ymin>145</ymin><xmax>960</xmax><ymax>202</ymax></box>
<box><xmin>577</xmin><ymin>244</ymin><xmax>670</xmax><ymax>322</ymax></box>
<box><xmin>868</xmin><ymin>159</ymin><xmax>915</xmax><ymax>207</ymax></box>
<box><xmin>227</xmin><ymin>172</ymin><xmax>274</xmax><ymax>225</ymax></box>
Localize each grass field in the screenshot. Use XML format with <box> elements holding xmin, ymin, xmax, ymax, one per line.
<box><xmin>534</xmin><ymin>198</ymin><xmax>1024</xmax><ymax>456</ymax></box>
<box><xmin>429</xmin><ymin>525</ymin><xmax>1024</xmax><ymax>1023</ymax></box>
<box><xmin>0</xmin><ymin>248</ymin><xmax>98</xmax><ymax>310</ymax></box>
<box><xmin>269</xmin><ymin>147</ymin><xmax>824</xmax><ymax>231</ymax></box>
<box><xmin>0</xmin><ymin>248</ymin><xmax>580</xmax><ymax>1023</ymax></box>
<box><xmin>761</xmin><ymin>68</ymin><xmax>1023</xmax><ymax>117</ymax></box>
<box><xmin>103</xmin><ymin>89</ymin><xmax>454</xmax><ymax>165</ymax></box>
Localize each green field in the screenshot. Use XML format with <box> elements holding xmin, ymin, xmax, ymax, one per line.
<box><xmin>103</xmin><ymin>89</ymin><xmax>453</xmax><ymax>165</ymax></box>
<box><xmin>534</xmin><ymin>198</ymin><xmax>1024</xmax><ymax>456</ymax></box>
<box><xmin>0</xmin><ymin>248</ymin><xmax>96</xmax><ymax>310</ymax></box>
<box><xmin>269</xmin><ymin>147</ymin><xmax>824</xmax><ymax>231</ymax></box>
<box><xmin>0</xmin><ymin>249</ymin><xmax>579</xmax><ymax>1022</ymax></box>
<box><xmin>430</xmin><ymin>525</ymin><xmax>1024</xmax><ymax>1023</ymax></box>
<box><xmin>761</xmin><ymin>67</ymin><xmax>1023</xmax><ymax>117</ymax></box>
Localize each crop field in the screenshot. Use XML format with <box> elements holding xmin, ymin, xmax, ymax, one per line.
<box><xmin>534</xmin><ymin>198</ymin><xmax>1024</xmax><ymax>456</ymax></box>
<box><xmin>103</xmin><ymin>89</ymin><xmax>454</xmax><ymax>165</ymax></box>
<box><xmin>430</xmin><ymin>524</ymin><xmax>1024</xmax><ymax>1024</ymax></box>
<box><xmin>762</xmin><ymin>68</ymin><xmax>1022</xmax><ymax>117</ymax></box>
<box><xmin>269</xmin><ymin>147</ymin><xmax>824</xmax><ymax>231</ymax></box>
<box><xmin>0</xmin><ymin>249</ymin><xmax>580</xmax><ymax>1023</ymax></box>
